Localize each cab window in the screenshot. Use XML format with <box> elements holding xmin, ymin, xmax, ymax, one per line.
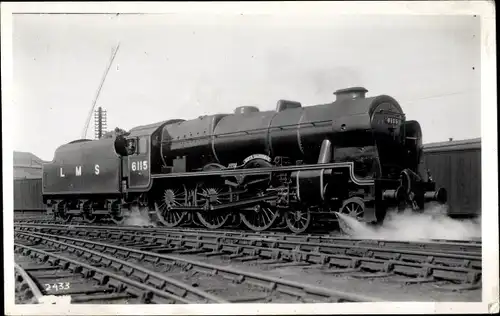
<box><xmin>138</xmin><ymin>137</ymin><xmax>148</xmax><ymax>154</ymax></box>
<box><xmin>127</xmin><ymin>139</ymin><xmax>137</xmax><ymax>155</ymax></box>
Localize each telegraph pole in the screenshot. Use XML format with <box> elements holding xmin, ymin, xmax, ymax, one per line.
<box><xmin>81</xmin><ymin>43</ymin><xmax>120</xmax><ymax>139</ymax></box>
<box><xmin>94</xmin><ymin>106</ymin><xmax>108</xmax><ymax>139</ymax></box>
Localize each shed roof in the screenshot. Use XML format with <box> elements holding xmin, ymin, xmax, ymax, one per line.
<box><xmin>423</xmin><ymin>138</ymin><xmax>481</xmax><ymax>152</ymax></box>
<box><xmin>13</xmin><ymin>151</ymin><xmax>45</xmax><ymax>179</ymax></box>
<box><xmin>13</xmin><ymin>151</ymin><xmax>46</xmax><ymax>168</ymax></box>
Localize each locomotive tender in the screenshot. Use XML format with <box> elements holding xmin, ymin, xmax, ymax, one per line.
<box><xmin>42</xmin><ymin>87</ymin><xmax>447</xmax><ymax>233</ymax></box>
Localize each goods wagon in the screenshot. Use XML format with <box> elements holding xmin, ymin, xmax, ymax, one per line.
<box><xmin>14</xmin><ymin>178</ymin><xmax>45</xmax><ymax>212</ymax></box>
<box><xmin>422</xmin><ymin>138</ymin><xmax>481</xmax><ymax>217</ymax></box>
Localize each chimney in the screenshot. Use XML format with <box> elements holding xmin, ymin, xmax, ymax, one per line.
<box><xmin>333</xmin><ymin>87</ymin><xmax>368</xmax><ymax>102</ymax></box>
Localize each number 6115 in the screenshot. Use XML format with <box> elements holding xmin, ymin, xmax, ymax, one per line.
<box><xmin>131</xmin><ymin>161</ymin><xmax>148</xmax><ymax>171</ymax></box>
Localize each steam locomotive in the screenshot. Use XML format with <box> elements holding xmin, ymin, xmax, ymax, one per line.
<box><xmin>42</xmin><ymin>87</ymin><xmax>447</xmax><ymax>233</ymax></box>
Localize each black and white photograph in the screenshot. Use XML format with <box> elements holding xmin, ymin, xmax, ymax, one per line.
<box><xmin>2</xmin><ymin>1</ymin><xmax>498</xmax><ymax>315</ymax></box>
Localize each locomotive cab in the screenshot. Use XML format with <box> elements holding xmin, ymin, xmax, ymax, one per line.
<box><xmin>122</xmin><ymin>134</ymin><xmax>151</xmax><ymax>191</ymax></box>
<box><xmin>122</xmin><ymin>120</ymin><xmax>174</xmax><ymax>193</ymax></box>
<box><xmin>114</xmin><ymin>134</ymin><xmax>131</xmax><ymax>157</ymax></box>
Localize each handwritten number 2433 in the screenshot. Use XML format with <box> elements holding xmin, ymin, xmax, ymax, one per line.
<box><xmin>44</xmin><ymin>282</ymin><xmax>70</xmax><ymax>291</ymax></box>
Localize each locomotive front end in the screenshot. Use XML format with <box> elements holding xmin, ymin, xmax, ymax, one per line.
<box><xmin>368</xmin><ymin>94</ymin><xmax>448</xmax><ymax>219</ymax></box>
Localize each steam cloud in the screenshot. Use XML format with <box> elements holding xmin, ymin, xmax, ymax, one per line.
<box><xmin>122</xmin><ymin>206</ymin><xmax>157</xmax><ymax>227</ymax></box>
<box><xmin>336</xmin><ymin>204</ymin><xmax>481</xmax><ymax>241</ymax></box>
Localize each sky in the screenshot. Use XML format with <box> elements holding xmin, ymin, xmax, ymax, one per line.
<box><xmin>12</xmin><ymin>13</ymin><xmax>481</xmax><ymax>161</ymax></box>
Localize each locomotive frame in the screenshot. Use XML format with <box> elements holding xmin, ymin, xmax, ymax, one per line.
<box><xmin>42</xmin><ymin>87</ymin><xmax>448</xmax><ymax>233</ymax></box>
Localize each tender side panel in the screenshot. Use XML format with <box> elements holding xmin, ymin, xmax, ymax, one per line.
<box><xmin>42</xmin><ymin>138</ymin><xmax>122</xmax><ymax>195</ymax></box>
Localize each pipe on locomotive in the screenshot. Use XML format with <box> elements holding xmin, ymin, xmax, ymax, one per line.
<box><xmin>424</xmin><ymin>188</ymin><xmax>448</xmax><ymax>204</ymax></box>
<box><xmin>382</xmin><ymin>187</ymin><xmax>406</xmax><ymax>202</ymax></box>
<box><xmin>317</xmin><ymin>139</ymin><xmax>333</xmax><ymax>164</ymax></box>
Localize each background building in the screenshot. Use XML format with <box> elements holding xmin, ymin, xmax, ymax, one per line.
<box><xmin>13</xmin><ymin>151</ymin><xmax>45</xmax><ymax>179</ymax></box>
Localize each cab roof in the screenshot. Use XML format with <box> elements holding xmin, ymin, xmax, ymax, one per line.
<box><xmin>128</xmin><ymin>119</ymin><xmax>185</xmax><ymax>138</ymax></box>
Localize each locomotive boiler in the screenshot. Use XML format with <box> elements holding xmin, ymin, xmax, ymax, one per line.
<box><xmin>42</xmin><ymin>87</ymin><xmax>448</xmax><ymax>233</ymax></box>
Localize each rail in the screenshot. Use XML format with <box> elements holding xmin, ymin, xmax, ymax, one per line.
<box><xmin>15</xmin><ymin>224</ymin><xmax>482</xmax><ymax>287</ymax></box>
<box><xmin>15</xmin><ymin>235</ymin><xmax>227</xmax><ymax>303</ymax></box>
<box><xmin>15</xmin><ymin>262</ymin><xmax>44</xmax><ymax>304</ymax></box>
<box><xmin>15</xmin><ymin>230</ymin><xmax>385</xmax><ymax>303</ymax></box>
<box><xmin>15</xmin><ymin>221</ymin><xmax>482</xmax><ymax>254</ymax></box>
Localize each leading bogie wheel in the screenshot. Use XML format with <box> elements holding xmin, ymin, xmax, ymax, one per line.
<box><xmin>340</xmin><ymin>197</ymin><xmax>365</xmax><ymax>221</ymax></box>
<box><xmin>285</xmin><ymin>208</ymin><xmax>312</xmax><ymax>234</ymax></box>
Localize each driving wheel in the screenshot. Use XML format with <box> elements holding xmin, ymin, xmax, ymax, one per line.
<box><xmin>155</xmin><ymin>186</ymin><xmax>188</xmax><ymax>227</ymax></box>
<box><xmin>195</xmin><ymin>184</ymin><xmax>232</xmax><ymax>230</ymax></box>
<box><xmin>285</xmin><ymin>208</ymin><xmax>311</xmax><ymax>234</ymax></box>
<box><xmin>240</xmin><ymin>203</ymin><xmax>280</xmax><ymax>232</ymax></box>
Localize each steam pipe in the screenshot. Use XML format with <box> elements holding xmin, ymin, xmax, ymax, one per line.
<box><xmin>317</xmin><ymin>139</ymin><xmax>333</xmax><ymax>164</ymax></box>
<box><xmin>382</xmin><ymin>186</ymin><xmax>406</xmax><ymax>201</ymax></box>
<box><xmin>424</xmin><ymin>188</ymin><xmax>448</xmax><ymax>204</ymax></box>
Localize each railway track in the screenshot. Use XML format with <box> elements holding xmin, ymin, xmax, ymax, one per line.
<box><xmin>15</xmin><ymin>223</ymin><xmax>482</xmax><ymax>300</ymax></box>
<box><xmin>14</xmin><ymin>218</ymin><xmax>482</xmax><ymax>246</ymax></box>
<box><xmin>15</xmin><ymin>252</ymin><xmax>138</xmax><ymax>304</ymax></box>
<box><xmin>14</xmin><ymin>219</ymin><xmax>482</xmax><ymax>257</ymax></box>
<box><xmin>14</xmin><ymin>229</ymin><xmax>384</xmax><ymax>304</ymax></box>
